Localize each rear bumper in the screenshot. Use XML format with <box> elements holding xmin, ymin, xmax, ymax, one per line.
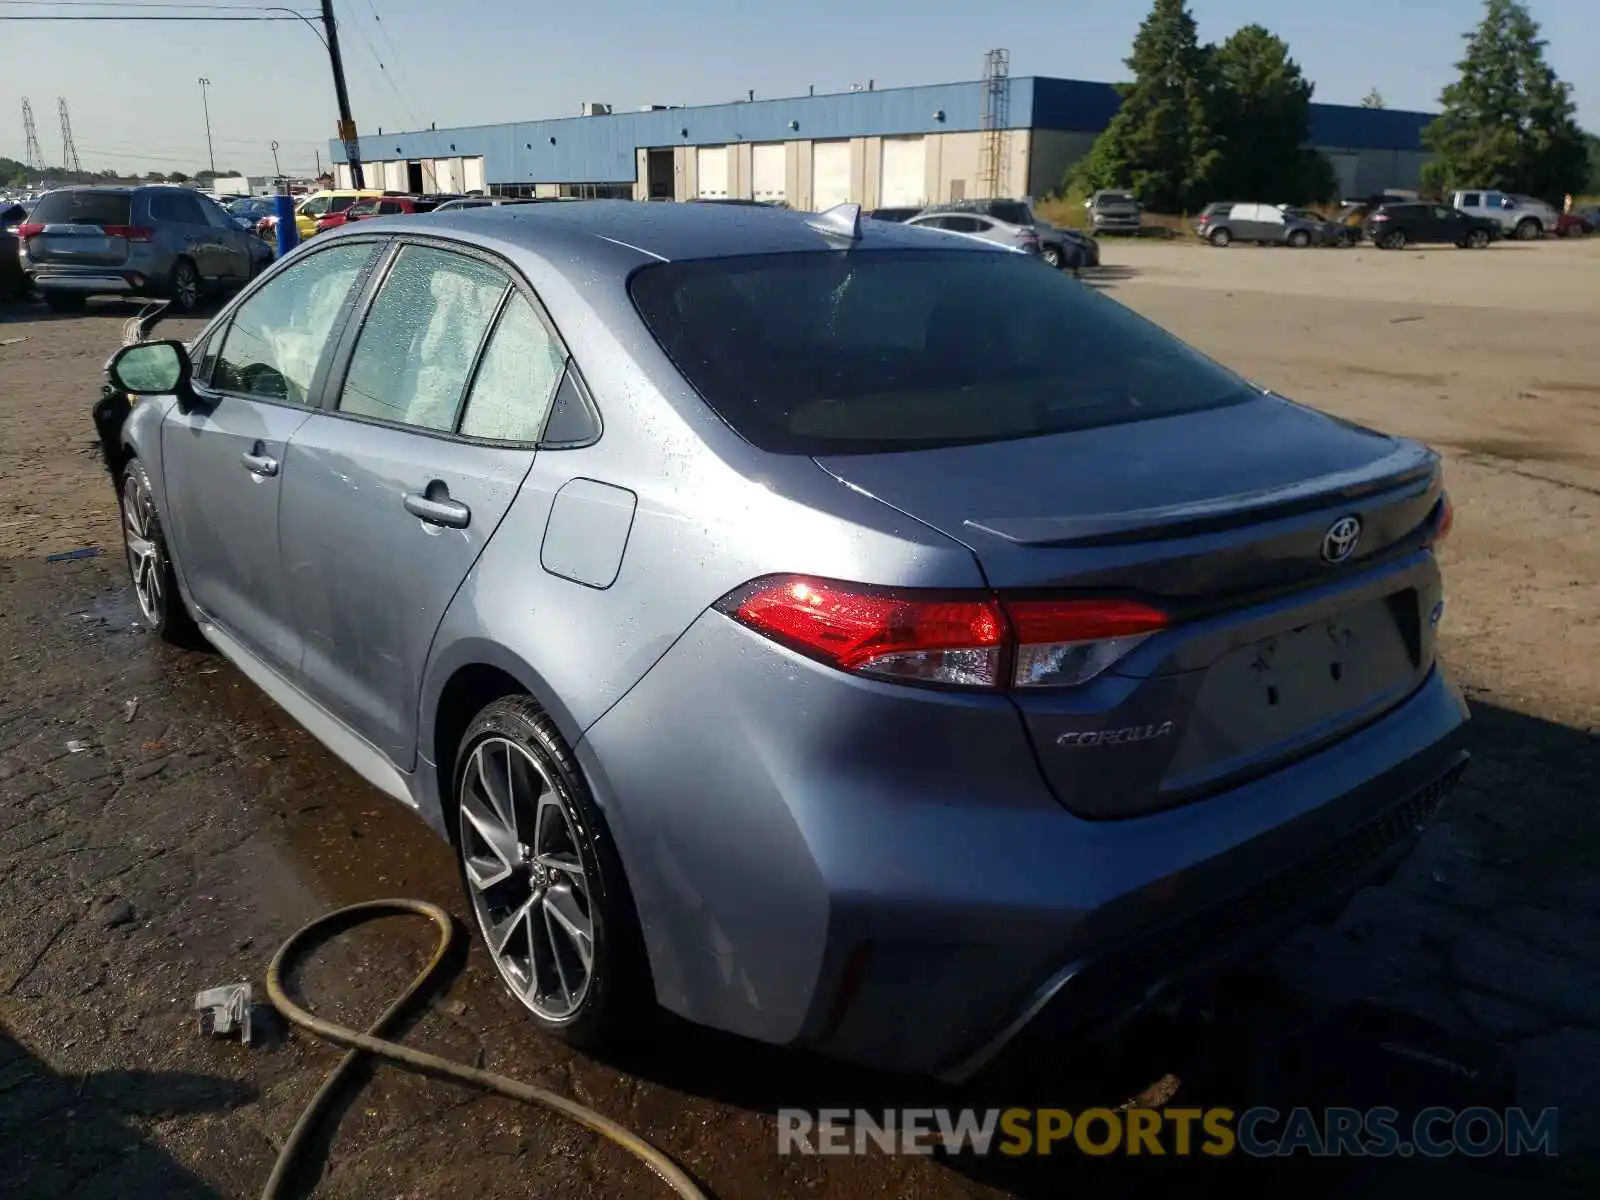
<box><xmin>31</xmin><ymin>271</ymin><xmax>139</xmax><ymax>293</ymax></box>
<box><xmin>578</xmin><ymin>604</ymin><xmax>1471</xmax><ymax>1078</ymax></box>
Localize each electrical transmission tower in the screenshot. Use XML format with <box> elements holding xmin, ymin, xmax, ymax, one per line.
<box><xmin>58</xmin><ymin>97</ymin><xmax>82</xmax><ymax>173</ymax></box>
<box><xmin>978</xmin><ymin>48</ymin><xmax>1011</xmax><ymax>200</ymax></box>
<box><xmin>22</xmin><ymin>99</ymin><xmax>44</xmax><ymax>171</ymax></box>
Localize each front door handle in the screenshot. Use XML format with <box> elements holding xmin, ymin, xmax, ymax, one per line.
<box><xmin>241</xmin><ymin>451</ymin><xmax>279</xmax><ymax>477</ymax></box>
<box><xmin>404</xmin><ymin>488</ymin><xmax>471</xmax><ymax>529</ymax></box>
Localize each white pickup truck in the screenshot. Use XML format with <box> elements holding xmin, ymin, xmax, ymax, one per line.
<box><xmin>1450</xmin><ymin>189</ymin><xmax>1559</xmax><ymax>240</ymax></box>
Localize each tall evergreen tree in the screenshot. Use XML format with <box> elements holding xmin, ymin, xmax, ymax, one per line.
<box><xmin>1211</xmin><ymin>26</ymin><xmax>1336</xmax><ymax>203</ymax></box>
<box><xmin>1074</xmin><ymin>0</ymin><xmax>1221</xmax><ymax>211</ymax></box>
<box><xmin>1421</xmin><ymin>0</ymin><xmax>1587</xmax><ymax>203</ymax></box>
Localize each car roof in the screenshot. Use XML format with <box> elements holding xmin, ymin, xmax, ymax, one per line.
<box><xmin>354</xmin><ymin>199</ymin><xmax>1001</xmax><ymax>269</ymax></box>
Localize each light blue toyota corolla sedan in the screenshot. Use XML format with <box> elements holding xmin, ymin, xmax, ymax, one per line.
<box><xmin>95</xmin><ymin>200</ymin><xmax>1468</xmax><ymax>1081</ymax></box>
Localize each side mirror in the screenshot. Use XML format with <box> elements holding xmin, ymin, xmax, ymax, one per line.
<box><xmin>108</xmin><ymin>340</ymin><xmax>193</xmax><ymax>409</ymax></box>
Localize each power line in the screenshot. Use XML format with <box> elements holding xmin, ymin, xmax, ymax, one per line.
<box><xmin>1</xmin><ymin>13</ymin><xmax>313</xmax><ymax>20</ymax></box>
<box><xmin>360</xmin><ymin>0</ymin><xmax>418</xmax><ymax>110</ymax></box>
<box><xmin>340</xmin><ymin>5</ymin><xmax>418</xmax><ymax>129</ymax></box>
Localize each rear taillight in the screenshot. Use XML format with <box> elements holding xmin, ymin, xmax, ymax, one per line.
<box><xmin>716</xmin><ymin>576</ymin><xmax>1169</xmax><ymax>691</ymax></box>
<box><xmin>16</xmin><ymin>222</ymin><xmax>43</xmax><ymax>238</ymax></box>
<box><xmin>1371</xmin><ymin>213</ymin><xmax>1391</xmax><ymax>222</ymax></box>
<box><xmin>104</xmin><ymin>225</ymin><xmax>153</xmax><ymax>242</ymax></box>
<box><xmin>1006</xmin><ymin>597</ymin><xmax>1169</xmax><ymax>688</ymax></box>
<box><xmin>1425</xmin><ymin>492</ymin><xmax>1453</xmax><ymax>546</ymax></box>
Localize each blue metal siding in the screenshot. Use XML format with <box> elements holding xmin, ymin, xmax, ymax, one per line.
<box><xmin>1308</xmin><ymin>105</ymin><xmax>1431</xmax><ymax>152</ymax></box>
<box><xmin>1028</xmin><ymin>78</ymin><xmax>1125</xmax><ymax>132</ymax></box>
<box><xmin>335</xmin><ymin>81</ymin><xmax>1036</xmax><ymax>185</ymax></box>
<box><xmin>332</xmin><ymin>77</ymin><xmax>1431</xmax><ymax>184</ymax></box>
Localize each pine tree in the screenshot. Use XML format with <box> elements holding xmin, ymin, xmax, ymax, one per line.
<box><xmin>1361</xmin><ymin>89</ymin><xmax>1386</xmax><ymax>109</ymax></box>
<box><xmin>1211</xmin><ymin>26</ymin><xmax>1336</xmax><ymax>203</ymax></box>
<box><xmin>1421</xmin><ymin>0</ymin><xmax>1588</xmax><ymax>203</ymax></box>
<box><xmin>1074</xmin><ymin>0</ymin><xmax>1221</xmax><ymax>211</ymax></box>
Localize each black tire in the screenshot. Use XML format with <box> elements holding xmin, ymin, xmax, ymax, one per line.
<box><xmin>44</xmin><ymin>292</ymin><xmax>86</xmax><ymax>313</ymax></box>
<box><xmin>1515</xmin><ymin>218</ymin><xmax>1540</xmax><ymax>242</ymax></box>
<box><xmin>119</xmin><ymin>458</ymin><xmax>203</xmax><ymax>647</ymax></box>
<box><xmin>1467</xmin><ymin>229</ymin><xmax>1490</xmax><ymax>249</ymax></box>
<box><xmin>1386</xmin><ymin>229</ymin><xmax>1407</xmax><ymax>250</ymax></box>
<box><xmin>1208</xmin><ymin>227</ymin><xmax>1232</xmax><ymax>247</ymax></box>
<box><xmin>1040</xmin><ymin>245</ymin><xmax>1062</xmax><ymax>269</ymax></box>
<box><xmin>168</xmin><ymin>258</ymin><xmax>201</xmax><ymax>312</ymax></box>
<box><xmin>1287</xmin><ymin>229</ymin><xmax>1311</xmax><ymax>248</ymax></box>
<box><xmin>453</xmin><ymin>695</ymin><xmax>652</xmax><ymax>1050</ymax></box>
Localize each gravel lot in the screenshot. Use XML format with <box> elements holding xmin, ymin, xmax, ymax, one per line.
<box><xmin>1</xmin><ymin>235</ymin><xmax>1597</xmax><ymax>1199</ymax></box>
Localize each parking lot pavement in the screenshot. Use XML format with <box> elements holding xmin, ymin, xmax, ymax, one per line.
<box><xmin>1</xmin><ymin>246</ymin><xmax>1597</xmax><ymax>1199</ymax></box>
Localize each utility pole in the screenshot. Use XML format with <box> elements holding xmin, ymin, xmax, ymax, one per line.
<box><xmin>319</xmin><ymin>0</ymin><xmax>364</xmax><ymax>188</ymax></box>
<box><xmin>197</xmin><ymin>78</ymin><xmax>216</xmax><ymax>176</ymax></box>
<box><xmin>315</xmin><ymin>148</ymin><xmax>322</xmax><ymax>178</ymax></box>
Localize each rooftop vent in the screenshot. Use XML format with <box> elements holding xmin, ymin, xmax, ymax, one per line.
<box><xmin>579</xmin><ymin>102</ymin><xmax>612</xmax><ymax>117</ymax></box>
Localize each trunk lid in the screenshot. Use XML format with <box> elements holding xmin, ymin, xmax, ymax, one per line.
<box><xmin>24</xmin><ymin>190</ymin><xmax>136</xmax><ymax>267</ymax></box>
<box><xmin>815</xmin><ymin>396</ymin><xmax>1446</xmax><ymax>816</ymax></box>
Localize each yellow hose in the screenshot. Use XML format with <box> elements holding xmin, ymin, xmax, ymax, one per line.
<box><xmin>261</xmin><ymin>898</ymin><xmax>709</xmax><ymax>1200</ymax></box>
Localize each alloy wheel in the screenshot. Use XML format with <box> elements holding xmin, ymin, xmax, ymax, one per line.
<box><xmin>459</xmin><ymin>736</ymin><xmax>595</xmax><ymax>1022</ymax></box>
<box><xmin>121</xmin><ymin>470</ymin><xmax>163</xmax><ymax>623</ymax></box>
<box><xmin>173</xmin><ymin>262</ymin><xmax>199</xmax><ymax>310</ymax></box>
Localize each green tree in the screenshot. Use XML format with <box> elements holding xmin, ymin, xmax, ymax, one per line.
<box><xmin>1421</xmin><ymin>0</ymin><xmax>1588</xmax><ymax>204</ymax></box>
<box><xmin>1210</xmin><ymin>25</ymin><xmax>1336</xmax><ymax>203</ymax></box>
<box><xmin>1361</xmin><ymin>89</ymin><xmax>1386</xmax><ymax>109</ymax></box>
<box><xmin>1586</xmin><ymin>134</ymin><xmax>1600</xmax><ymax>193</ymax></box>
<box><xmin>1073</xmin><ymin>0</ymin><xmax>1222</xmax><ymax>211</ymax></box>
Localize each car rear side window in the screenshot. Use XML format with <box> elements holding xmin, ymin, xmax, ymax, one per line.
<box><xmin>29</xmin><ymin>190</ymin><xmax>131</xmax><ymax>226</ymax></box>
<box><xmin>629</xmin><ymin>250</ymin><xmax>1256</xmax><ymax>455</ymax></box>
<box><xmin>329</xmin><ymin>196</ymin><xmax>357</xmax><ymax>213</ymax></box>
<box><xmin>148</xmin><ymin>190</ymin><xmax>206</xmax><ymax>224</ymax></box>
<box><xmin>337</xmin><ymin>245</ymin><xmax>509</xmax><ymax>432</ymax></box>
<box><xmin>988</xmin><ymin>202</ymin><xmax>1032</xmax><ymax>226</ymax></box>
<box><xmin>458</xmin><ymin>293</ymin><xmax>567</xmax><ymax>441</ymax></box>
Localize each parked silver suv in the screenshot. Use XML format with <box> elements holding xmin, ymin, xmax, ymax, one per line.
<box><xmin>1086</xmin><ymin>189</ymin><xmax>1143</xmax><ymax>234</ymax></box>
<box><xmin>18</xmin><ymin>185</ymin><xmax>270</xmax><ymax>312</ymax></box>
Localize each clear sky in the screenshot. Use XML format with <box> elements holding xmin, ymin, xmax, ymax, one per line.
<box><xmin>1</xmin><ymin>0</ymin><xmax>1595</xmax><ymax>178</ymax></box>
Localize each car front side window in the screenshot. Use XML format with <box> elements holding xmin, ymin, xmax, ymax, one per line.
<box><xmin>336</xmin><ymin>244</ymin><xmax>509</xmax><ymax>432</ymax></box>
<box><xmin>211</xmin><ymin>241</ymin><xmax>379</xmax><ymax>404</ymax></box>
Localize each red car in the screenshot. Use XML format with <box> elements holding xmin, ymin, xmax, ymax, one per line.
<box><xmin>314</xmin><ymin>194</ymin><xmax>447</xmax><ymax>234</ymax></box>
<box><xmin>1555</xmin><ymin>212</ymin><xmax>1593</xmax><ymax>238</ymax></box>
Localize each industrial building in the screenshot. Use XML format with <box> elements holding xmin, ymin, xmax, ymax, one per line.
<box><xmin>329</xmin><ymin>67</ymin><xmax>1435</xmax><ymax>208</ymax></box>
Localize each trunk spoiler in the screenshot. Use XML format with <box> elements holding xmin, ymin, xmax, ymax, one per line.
<box><xmin>964</xmin><ymin>443</ymin><xmax>1440</xmax><ymax>548</ymax></box>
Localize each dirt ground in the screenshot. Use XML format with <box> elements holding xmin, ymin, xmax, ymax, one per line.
<box><xmin>1</xmin><ymin>235</ymin><xmax>1597</xmax><ymax>1199</ymax></box>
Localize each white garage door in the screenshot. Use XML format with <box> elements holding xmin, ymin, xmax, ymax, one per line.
<box><xmin>361</xmin><ymin>161</ymin><xmax>383</xmax><ymax>188</ymax></box>
<box><xmin>812</xmin><ymin>140</ymin><xmax>851</xmax><ymax>210</ymax></box>
<box><xmin>384</xmin><ymin>161</ymin><xmax>409</xmax><ymax>192</ymax></box>
<box><xmin>463</xmin><ymin>157</ymin><xmax>485</xmax><ymax>194</ymax></box>
<box><xmin>433</xmin><ymin>157</ymin><xmax>459</xmax><ymax>192</ymax></box>
<box><xmin>696</xmin><ymin>146</ymin><xmax>729</xmax><ymax>198</ymax></box>
<box><xmin>752</xmin><ymin>144</ymin><xmax>785</xmax><ymax>202</ymax></box>
<box><xmin>879</xmin><ymin>137</ymin><xmax>926</xmax><ymax>208</ymax></box>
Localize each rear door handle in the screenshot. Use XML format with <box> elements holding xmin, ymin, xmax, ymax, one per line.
<box><xmin>241</xmin><ymin>451</ymin><xmax>279</xmax><ymax>477</ymax></box>
<box><xmin>404</xmin><ymin>489</ymin><xmax>471</xmax><ymax>529</ymax></box>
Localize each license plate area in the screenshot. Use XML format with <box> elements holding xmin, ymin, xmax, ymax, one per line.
<box><xmin>1164</xmin><ymin>595</ymin><xmax>1421</xmax><ymax>783</ymax></box>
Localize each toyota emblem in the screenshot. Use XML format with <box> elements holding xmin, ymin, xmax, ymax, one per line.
<box><xmin>1321</xmin><ymin>515</ymin><xmax>1362</xmax><ymax>564</ymax></box>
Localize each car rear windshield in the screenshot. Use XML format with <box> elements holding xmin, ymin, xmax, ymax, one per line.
<box><xmin>628</xmin><ymin>250</ymin><xmax>1256</xmax><ymax>455</ymax></box>
<box><xmin>29</xmin><ymin>190</ymin><xmax>132</xmax><ymax>226</ymax></box>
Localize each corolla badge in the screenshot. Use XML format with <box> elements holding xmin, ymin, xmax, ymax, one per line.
<box><xmin>1321</xmin><ymin>515</ymin><xmax>1362</xmax><ymax>564</ymax></box>
<box><xmin>1056</xmin><ymin>722</ymin><xmax>1174</xmax><ymax>747</ymax></box>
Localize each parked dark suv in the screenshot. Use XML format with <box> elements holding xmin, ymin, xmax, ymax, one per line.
<box><xmin>1364</xmin><ymin>202</ymin><xmax>1498</xmax><ymax>251</ymax></box>
<box><xmin>17</xmin><ymin>185</ymin><xmax>270</xmax><ymax>312</ymax></box>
